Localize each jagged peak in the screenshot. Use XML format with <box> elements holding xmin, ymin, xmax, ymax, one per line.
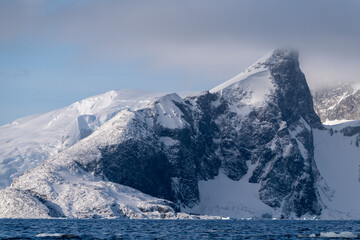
<box><xmin>271</xmin><ymin>48</ymin><xmax>298</xmax><ymax>61</ymax></box>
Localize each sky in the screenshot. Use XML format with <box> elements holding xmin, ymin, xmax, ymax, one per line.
<box><xmin>0</xmin><ymin>0</ymin><xmax>359</xmax><ymax>125</ymax></box>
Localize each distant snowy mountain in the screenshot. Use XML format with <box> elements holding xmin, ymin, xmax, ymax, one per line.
<box><xmin>0</xmin><ymin>90</ymin><xmax>163</xmax><ymax>188</ymax></box>
<box><xmin>313</xmin><ymin>83</ymin><xmax>360</xmax><ymax>123</ymax></box>
<box><xmin>1</xmin><ymin>49</ymin><xmax>360</xmax><ymax>219</ymax></box>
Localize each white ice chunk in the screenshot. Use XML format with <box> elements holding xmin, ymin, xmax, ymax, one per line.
<box><xmin>320</xmin><ymin>231</ymin><xmax>357</xmax><ymax>238</ymax></box>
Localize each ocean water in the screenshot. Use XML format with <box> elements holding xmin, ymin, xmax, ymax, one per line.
<box><xmin>1</xmin><ymin>219</ymin><xmax>360</xmax><ymax>239</ymax></box>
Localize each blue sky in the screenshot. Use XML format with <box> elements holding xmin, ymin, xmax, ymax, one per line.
<box><xmin>0</xmin><ymin>38</ymin><xmax>185</xmax><ymax>122</ymax></box>
<box><xmin>1</xmin><ymin>0</ymin><xmax>360</xmax><ymax>125</ymax></box>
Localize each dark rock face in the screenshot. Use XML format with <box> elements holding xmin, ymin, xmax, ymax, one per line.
<box><xmin>100</xmin><ymin>140</ymin><xmax>174</xmax><ymax>201</ymax></box>
<box><xmin>236</xmin><ymin>49</ymin><xmax>322</xmax><ymax>217</ymax></box>
<box><xmin>74</xmin><ymin>49</ymin><xmax>323</xmax><ymax>217</ymax></box>
<box><xmin>266</xmin><ymin>49</ymin><xmax>322</xmax><ymax>128</ymax></box>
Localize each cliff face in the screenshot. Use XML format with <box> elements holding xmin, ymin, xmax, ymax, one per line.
<box><xmin>81</xmin><ymin>49</ymin><xmax>322</xmax><ymax>217</ymax></box>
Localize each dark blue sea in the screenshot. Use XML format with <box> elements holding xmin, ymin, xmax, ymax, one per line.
<box><xmin>1</xmin><ymin>219</ymin><xmax>360</xmax><ymax>239</ymax></box>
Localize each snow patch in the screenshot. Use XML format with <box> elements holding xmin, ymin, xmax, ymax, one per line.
<box><xmin>320</xmin><ymin>232</ymin><xmax>358</xmax><ymax>238</ymax></box>
<box><xmin>210</xmin><ymin>50</ymin><xmax>275</xmax><ymax>109</ymax></box>
<box><xmin>323</xmin><ymin>119</ymin><xmax>356</xmax><ymax>126</ymax></box>
<box><xmin>152</xmin><ymin>93</ymin><xmax>187</xmax><ymax>129</ymax></box>
<box><xmin>160</xmin><ymin>137</ymin><xmax>178</xmax><ymax>147</ymax></box>
<box><xmin>211</xmin><ymin>68</ymin><xmax>274</xmax><ymax>107</ymax></box>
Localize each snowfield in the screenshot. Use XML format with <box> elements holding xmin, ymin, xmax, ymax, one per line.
<box><xmin>187</xmin><ymin>163</ymin><xmax>274</xmax><ymax>219</ymax></box>
<box><xmin>314</xmin><ymin>122</ymin><xmax>360</xmax><ymax>219</ymax></box>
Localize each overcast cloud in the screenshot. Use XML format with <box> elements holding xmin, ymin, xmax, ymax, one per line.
<box><xmin>0</xmin><ymin>0</ymin><xmax>359</xmax><ymax>124</ymax></box>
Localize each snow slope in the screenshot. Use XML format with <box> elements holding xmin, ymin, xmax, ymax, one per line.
<box><xmin>314</xmin><ymin>122</ymin><xmax>360</xmax><ymax>219</ymax></box>
<box><xmin>187</xmin><ymin>163</ymin><xmax>274</xmax><ymax>219</ymax></box>
<box><xmin>0</xmin><ymin>89</ymin><xmax>163</xmax><ymax>188</ymax></box>
<box><xmin>211</xmin><ymin>54</ymin><xmax>271</xmax><ymax>92</ymax></box>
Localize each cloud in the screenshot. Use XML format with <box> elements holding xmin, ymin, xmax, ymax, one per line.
<box><xmin>1</xmin><ymin>0</ymin><xmax>360</xmax><ymax>90</ymax></box>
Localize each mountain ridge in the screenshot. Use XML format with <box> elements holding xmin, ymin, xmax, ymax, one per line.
<box><xmin>0</xmin><ymin>89</ymin><xmax>165</xmax><ymax>188</ymax></box>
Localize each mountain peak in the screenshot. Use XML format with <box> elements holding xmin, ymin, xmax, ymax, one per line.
<box><xmin>210</xmin><ymin>48</ymin><xmax>299</xmax><ymax>94</ymax></box>
<box><xmin>265</xmin><ymin>48</ymin><xmax>299</xmax><ymax>71</ymax></box>
<box><xmin>210</xmin><ymin>48</ymin><xmax>321</xmax><ymax>128</ymax></box>
<box><xmin>272</xmin><ymin>48</ymin><xmax>298</xmax><ymax>59</ymax></box>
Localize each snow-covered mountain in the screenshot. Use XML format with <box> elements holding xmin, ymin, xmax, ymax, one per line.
<box><xmin>313</xmin><ymin>83</ymin><xmax>360</xmax><ymax>124</ymax></box>
<box><xmin>0</xmin><ymin>90</ymin><xmax>163</xmax><ymax>188</ymax></box>
<box><xmin>0</xmin><ymin>100</ymin><xmax>216</xmax><ymax>219</ymax></box>
<box><xmin>0</xmin><ymin>150</ymin><xmax>217</xmax><ymax>219</ymax></box>
<box><xmin>1</xmin><ymin>49</ymin><xmax>360</xmax><ymax>219</ymax></box>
